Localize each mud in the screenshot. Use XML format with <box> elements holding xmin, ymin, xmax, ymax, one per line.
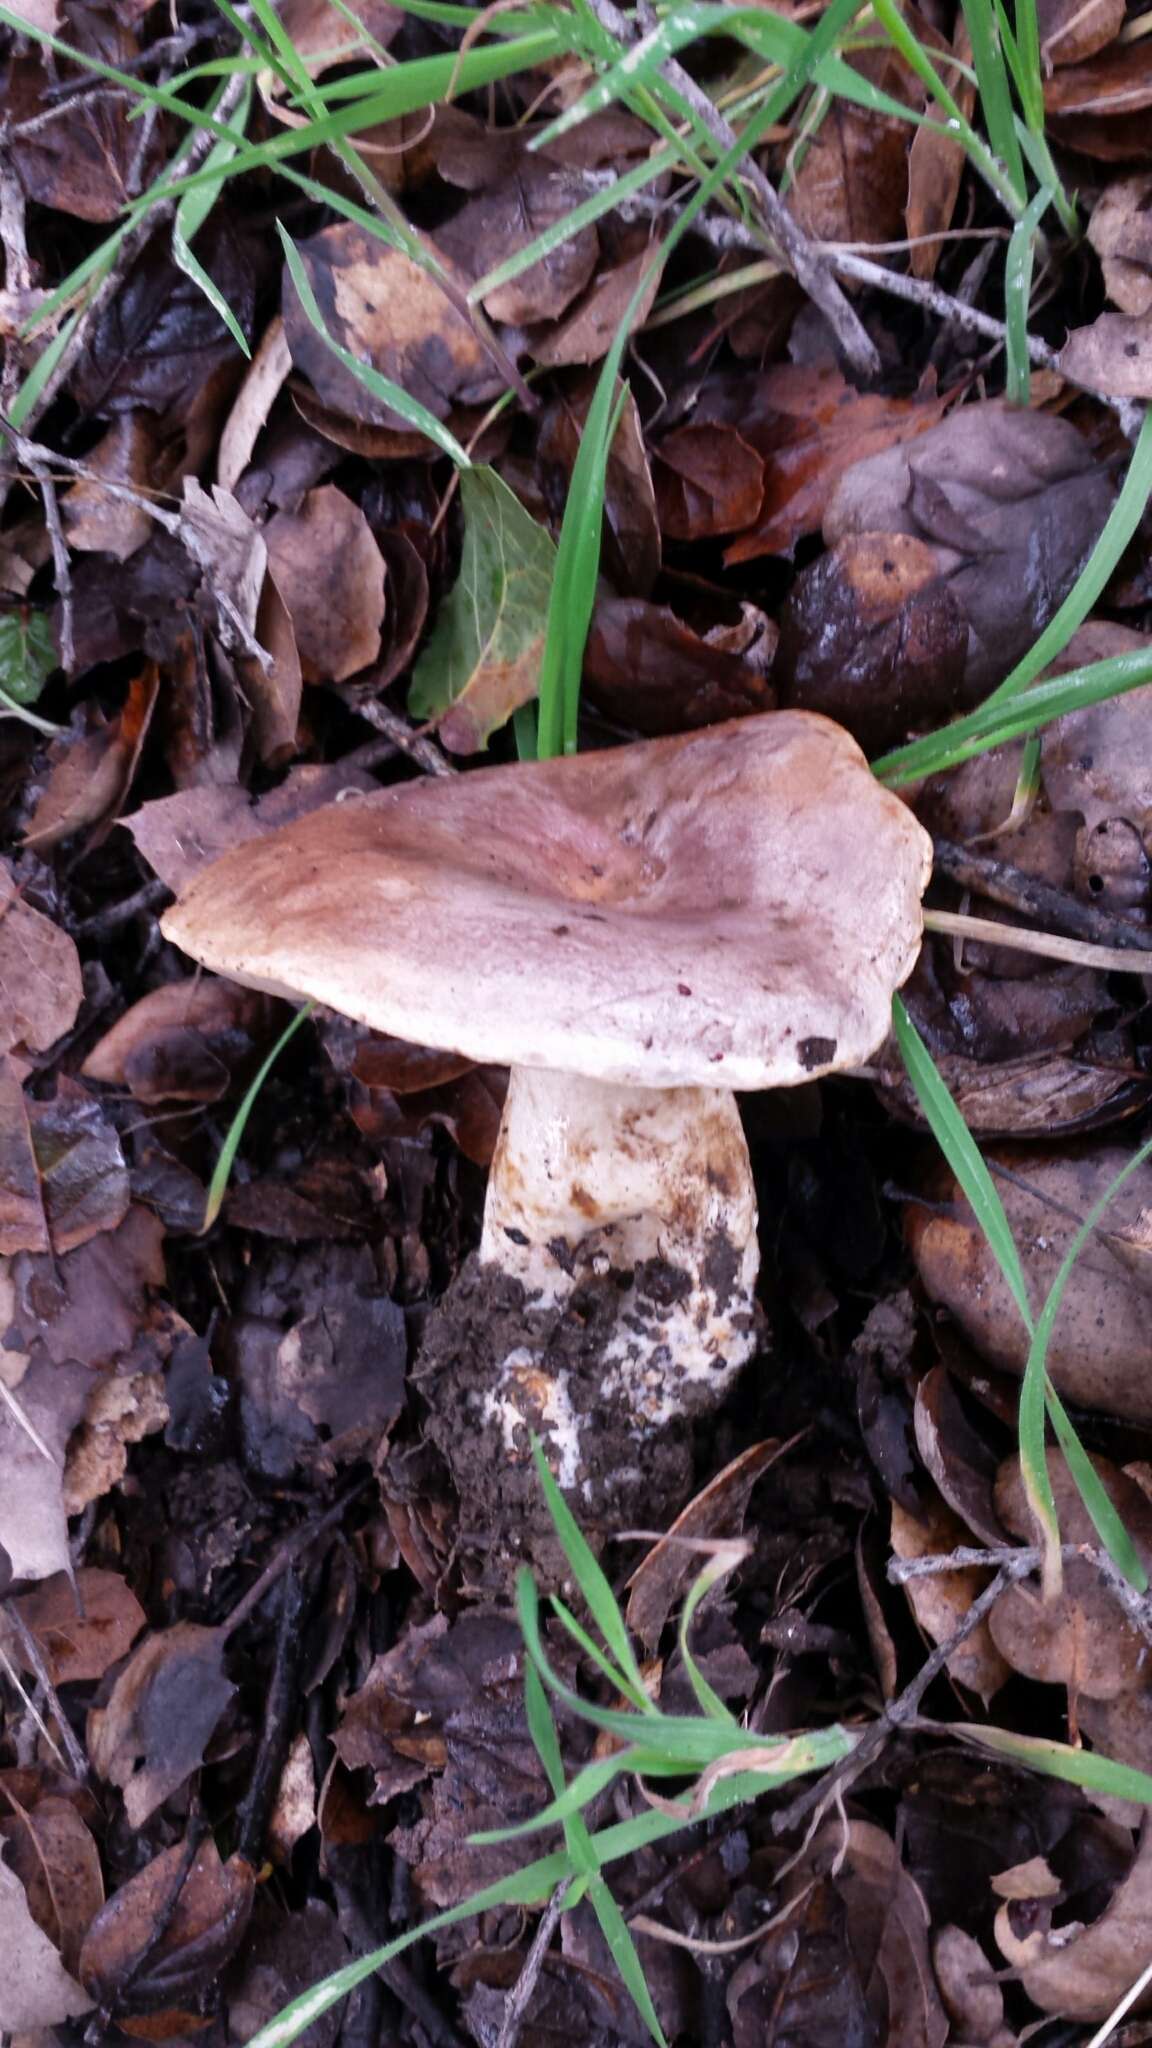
<box><xmin>414</xmin><ymin>1253</ymin><xmax>766</xmax><ymax>1584</ymax></box>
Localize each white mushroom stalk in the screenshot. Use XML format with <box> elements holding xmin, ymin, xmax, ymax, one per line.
<box><xmin>479</xmin><ymin>1070</ymin><xmax>758</xmax><ymax>1489</ymax></box>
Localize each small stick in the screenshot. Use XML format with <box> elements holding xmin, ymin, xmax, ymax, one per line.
<box><xmin>2</xmin><ymin>1600</ymin><xmax>89</xmax><ymax>1780</ymax></box>
<box><xmin>23</xmin><ymin>448</ymin><xmax>75</xmax><ymax>672</ymax></box>
<box><xmin>922</xmin><ymin>906</ymin><xmax>1152</xmax><ymax>976</ymax></box>
<box><xmin>888</xmin><ymin>1540</ymin><xmax>1152</xmax><ymax>1648</ymax></box>
<box><xmin>495</xmin><ymin>1883</ymin><xmax>570</xmax><ymax>2048</ymax></box>
<box><xmin>339</xmin><ymin>690</ymin><xmax>456</xmax><ymax>777</ymax></box>
<box><xmin>583</xmin><ymin>0</ymin><xmax>880</xmax><ymax>380</ymax></box>
<box><xmin>933</xmin><ymin>839</ymin><xmax>1152</xmax><ymax>955</ymax></box>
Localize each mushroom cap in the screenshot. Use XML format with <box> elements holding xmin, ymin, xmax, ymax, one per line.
<box><xmin>160</xmin><ymin>712</ymin><xmax>932</xmax><ymax>1090</ymax></box>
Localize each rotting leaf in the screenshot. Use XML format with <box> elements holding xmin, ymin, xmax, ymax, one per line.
<box><xmin>537</xmin><ymin>380</ymin><xmax>659</xmax><ymax>597</ymax></box>
<box><xmin>651</xmin><ymin>425</ymin><xmax>765</xmax><ymax>542</ymax></box>
<box><xmin>584</xmin><ymin>593</ymin><xmax>776</xmax><ymax>735</ymax></box>
<box><xmin>436</xmin><ymin>159</ymin><xmax>600</xmax><ymax>326</ymax></box>
<box><xmin>906</xmin><ymin>20</ymin><xmax>975</xmax><ymax>279</ymax></box>
<box><xmin>0</xmin><ymin>865</ymin><xmax>82</xmax><ymax>1055</ymax></box>
<box><xmin>264</xmin><ymin>486</ymin><xmax>386</xmax><ymax>684</ymax></box>
<box><xmin>1039</xmin><ymin>0</ymin><xmax>1124</xmax><ymax>64</ymax></box>
<box><xmin>625</xmin><ymin>1440</ymin><xmax>780</xmax><ymax>1652</ymax></box>
<box><xmin>84</xmin><ymin>980</ymin><xmax>281</xmax><ymax>1106</ymax></box>
<box><xmin>907</xmin><ymin>1146</ymin><xmax>1152</xmax><ymax>1422</ymax></box>
<box><xmin>5</xmin><ymin>5</ymin><xmax>166</xmax><ymax>225</ymax></box>
<box><xmin>22</xmin><ymin>1079</ymin><xmax>131</xmax><ymax>1256</ymax></box>
<box><xmin>1060</xmin><ymin>309</ymin><xmax>1152</xmax><ymax>398</ymax></box>
<box><xmin>789</xmin><ymin>44</ymin><xmax>921</xmax><ymax>248</ymax></box>
<box><xmin>87</xmin><ymin>1622</ymin><xmax>236</xmax><ymax>1828</ymax></box>
<box><xmin>70</xmin><ymin>216</ymin><xmax>257</xmax><ymax>419</ymax></box>
<box><xmin>408</xmin><ymin>466</ymin><xmax>556</xmax><ymax>753</ymax></box>
<box><xmin>995</xmin><ymin>1818</ymin><xmax>1152</xmax><ymax>2022</ymax></box>
<box><xmin>0</xmin><ymin>1794</ymin><xmax>104</xmax><ymax>1975</ymax></box>
<box><xmin>23</xmin><ymin>669</ymin><xmax>159</xmax><ymax>852</ymax></box>
<box><xmin>0</xmin><ymin>610</ymin><xmax>56</xmax><ymax>710</ymax></box>
<box><xmin>1089</xmin><ymin>175</ymin><xmax>1152</xmax><ymax>315</ymax></box>
<box><xmin>63</xmin><ymin>416</ymin><xmax>160</xmax><ymax>562</ymax></box>
<box><xmin>5</xmin><ymin>1567</ymin><xmax>146</xmax><ymax>1686</ymax></box>
<box><xmin>890</xmin><ymin>1491</ymin><xmax>1010</xmax><ymax>1705</ymax></box>
<box><xmin>78</xmin><ymin>1838</ymin><xmax>254</xmax><ymax>2016</ymax></box>
<box><xmin>0</xmin><ymin>1057</ymin><xmax>48</xmax><ymax>1256</ymax></box>
<box><xmin>0</xmin><ymin>1844</ymin><xmax>92</xmax><ymax>2030</ymax></box>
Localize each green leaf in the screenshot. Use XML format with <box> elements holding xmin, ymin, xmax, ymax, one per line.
<box><xmin>202</xmin><ymin>1003</ymin><xmax>314</xmax><ymax>1230</ymax></box>
<box><xmin>408</xmin><ymin>467</ymin><xmax>556</xmax><ymax>749</ymax></box>
<box><xmin>949</xmin><ymin>1723</ymin><xmax>1152</xmax><ymax>1804</ymax></box>
<box><xmin>0</xmin><ymin>610</ymin><xmax>57</xmax><ymax>710</ymax></box>
<box><xmin>588</xmin><ymin>1876</ymin><xmax>667</xmax><ymax>2047</ymax></box>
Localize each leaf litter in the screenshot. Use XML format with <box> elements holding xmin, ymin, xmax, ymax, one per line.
<box><xmin>7</xmin><ymin>0</ymin><xmax>1152</xmax><ymax>2039</ymax></box>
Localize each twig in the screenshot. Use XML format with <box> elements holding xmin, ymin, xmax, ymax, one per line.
<box><xmin>583</xmin><ymin>0</ymin><xmax>880</xmax><ymax>379</ymax></box>
<box><xmin>339</xmin><ymin>689</ymin><xmax>456</xmax><ymax>777</ymax></box>
<box><xmin>888</xmin><ymin>1540</ymin><xmax>1152</xmax><ymax>1648</ymax></box>
<box><xmin>2</xmin><ymin>1599</ymin><xmax>89</xmax><ymax>1780</ymax></box>
<box><xmin>23</xmin><ymin>447</ymin><xmax>74</xmax><ymax>670</ymax></box>
<box><xmin>494</xmin><ymin>1883</ymin><xmax>570</xmax><ymax>2048</ymax></box>
<box><xmin>922</xmin><ymin>906</ymin><xmax>1152</xmax><ymax>976</ymax></box>
<box><xmin>74</xmin><ymin>877</ymin><xmax>173</xmax><ymax>942</ymax></box>
<box><xmin>933</xmin><ymin>839</ymin><xmax>1152</xmax><ymax>955</ymax></box>
<box><xmin>771</xmin><ymin>1558</ymin><xmax>1033</xmax><ymax>1837</ymax></box>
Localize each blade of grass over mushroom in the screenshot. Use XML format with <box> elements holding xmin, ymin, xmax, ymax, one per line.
<box><xmin>948</xmin><ymin>1726</ymin><xmax>1152</xmax><ymax>1803</ymax></box>
<box><xmin>276</xmin><ymin>228</ymin><xmax>472</xmax><ymax>466</ymax></box>
<box><xmin>203</xmin><ymin>1002</ymin><xmax>314</xmax><ymax>1232</ymax></box>
<box><xmin>530</xmin><ymin>1442</ymin><xmax>654</xmax><ymax>1708</ymax></box>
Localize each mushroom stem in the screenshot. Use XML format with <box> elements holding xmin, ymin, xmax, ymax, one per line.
<box><xmin>478</xmin><ymin>1069</ymin><xmax>760</xmax><ymax>1484</ymax></box>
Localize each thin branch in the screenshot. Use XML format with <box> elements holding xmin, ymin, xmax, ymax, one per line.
<box><xmin>933</xmin><ymin>838</ymin><xmax>1152</xmax><ymax>955</ymax></box>
<box><xmin>494</xmin><ymin>1883</ymin><xmax>570</xmax><ymax>2048</ymax></box>
<box><xmin>583</xmin><ymin>0</ymin><xmax>880</xmax><ymax>379</ymax></box>
<box><xmin>338</xmin><ymin>690</ymin><xmax>456</xmax><ymax>777</ymax></box>
<box><xmin>922</xmin><ymin>906</ymin><xmax>1152</xmax><ymax>976</ymax></box>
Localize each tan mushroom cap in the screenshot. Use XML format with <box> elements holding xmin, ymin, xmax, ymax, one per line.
<box><xmin>161</xmin><ymin>712</ymin><xmax>932</xmax><ymax>1090</ymax></box>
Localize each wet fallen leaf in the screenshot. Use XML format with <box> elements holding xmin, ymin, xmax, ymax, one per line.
<box><xmin>651</xmin><ymin>425</ymin><xmax>765</xmax><ymax>542</ymax></box>
<box><xmin>777</xmin><ymin>529</ymin><xmax>969</xmax><ymax>751</ymax></box>
<box><xmin>408</xmin><ymin>465</ymin><xmax>555</xmax><ymax>752</ymax></box>
<box><xmin>84</xmin><ymin>979</ymin><xmax>280</xmax><ymax>1105</ymax></box>
<box><xmin>891</xmin><ymin>1491</ymin><xmax>1010</xmax><ymax>1704</ymax></box>
<box><xmin>5</xmin><ymin>7</ymin><xmax>166</xmax><ymax>224</ymax></box>
<box><xmin>537</xmin><ymin>380</ymin><xmax>659</xmax><ymax>596</ymax></box>
<box><xmin>1045</xmin><ymin>33</ymin><xmax>1152</xmax><ymax>120</ymax></box>
<box><xmin>70</xmin><ymin>215</ymin><xmax>257</xmax><ymax>418</ymax></box>
<box><xmin>5</xmin><ymin>1078</ymin><xmax>132</xmax><ymax>1257</ymax></box>
<box><xmin>913</xmin><ymin>1366</ymin><xmax>1006</xmax><ymax>1549</ymax></box>
<box><xmin>78</xmin><ymin>1838</ymin><xmax>254</xmax><ymax>2016</ymax></box>
<box><xmin>790</xmin><ymin>46</ymin><xmax>920</xmax><ymax>247</ymax></box>
<box><xmin>228</xmin><ymin>1901</ymin><xmax>346</xmax><ymax>2045</ymax></box>
<box><xmin>1088</xmin><ymin>174</ymin><xmax>1152</xmax><ymax>314</ymax></box>
<box><xmin>63</xmin><ymin>415</ymin><xmax>160</xmax><ymax>560</ymax></box>
<box><xmin>823</xmin><ymin>402</ymin><xmax>1116</xmax><ymax>695</ymax></box>
<box><xmin>437</xmin><ymin>160</ymin><xmax>600</xmax><ymax>325</ymax></box>
<box><xmin>995</xmin><ymin>1818</ymin><xmax>1152</xmax><ymax>2022</ymax></box>
<box><xmin>1039</xmin><ymin>0</ymin><xmax>1124</xmax><ymax>63</ymax></box>
<box><xmin>585</xmin><ymin>593</ymin><xmax>776</xmax><ymax>734</ymax></box>
<box><xmin>991</xmin><ymin>1448</ymin><xmax>1152</xmax><ymax>1696</ymax></box>
<box><xmin>88</xmin><ymin>1621</ymin><xmax>236</xmax><ymax>1827</ymax></box>
<box><xmin>23</xmin><ymin>668</ymin><xmax>159</xmax><ymax>851</ymax></box>
<box><xmin>283</xmin><ymin>224</ymin><xmax>495</xmax><ymax>428</ymax></box>
<box><xmin>6</xmin><ymin>1567</ymin><xmax>146</xmax><ymax>1685</ymax></box>
<box><xmin>528</xmin><ymin>245</ymin><xmax>664</xmax><ymax>369</ymax></box>
<box><xmin>0</xmin><ymin>865</ymin><xmax>82</xmax><ymax>1055</ymax></box>
<box><xmin>0</xmin><ymin>1794</ymin><xmax>104</xmax><ymax>1974</ymax></box>
<box><xmin>264</xmin><ymin>486</ymin><xmax>386</xmax><ymax>684</ymax></box>
<box><xmin>711</xmin><ymin>364</ymin><xmax>950</xmax><ymax>561</ymax></box>
<box><xmin>0</xmin><ymin>1845</ymin><xmax>91</xmax><ymax>2029</ymax></box>
<box><xmin>908</xmin><ymin>1146</ymin><xmax>1152</xmax><ymax>1422</ymax></box>
<box><xmin>625</xmin><ymin>1440</ymin><xmax>781</xmax><ymax>1652</ymax></box>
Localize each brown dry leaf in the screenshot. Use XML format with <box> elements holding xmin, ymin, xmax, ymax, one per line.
<box><xmin>6</xmin><ymin>1567</ymin><xmax>145</xmax><ymax>1685</ymax></box>
<box><xmin>0</xmin><ymin>1795</ymin><xmax>104</xmax><ymax>1974</ymax></box>
<box><xmin>1089</xmin><ymin>175</ymin><xmax>1152</xmax><ymax>314</ymax></box>
<box><xmin>267</xmin><ymin>1734</ymin><xmax>317</xmax><ymax>1865</ymax></box>
<box><xmin>906</xmin><ymin>21</ymin><xmax>976</xmax><ymax>279</ymax></box>
<box><xmin>1045</xmin><ymin>35</ymin><xmax>1152</xmax><ymax>120</ymax></box>
<box><xmin>78</xmin><ymin>1838</ymin><xmax>254</xmax><ymax>2017</ymax></box>
<box><xmin>0</xmin><ymin>1845</ymin><xmax>91</xmax><ymax>2030</ymax></box>
<box><xmin>63</xmin><ymin>1369</ymin><xmax>168</xmax><ymax>1516</ymax></box>
<box><xmin>823</xmin><ymin>402</ymin><xmax>1116</xmax><ymax>695</ymax></box>
<box><xmin>584</xmin><ymin>594</ymin><xmax>776</xmax><ymax>735</ymax></box>
<box><xmin>217</xmin><ymin>315</ymin><xmax>294</xmax><ymax>492</ymax></box>
<box><xmin>791</xmin><ymin>47</ymin><xmax>920</xmax><ymax>246</ymax></box>
<box><xmin>907</xmin><ymin>1146</ymin><xmax>1152</xmax><ymax>1422</ymax></box>
<box><xmin>1039</xmin><ymin>0</ymin><xmax>1124</xmax><ymax>64</ymax></box>
<box><xmin>713</xmin><ymin>365</ymin><xmax>949</xmax><ymax>561</ymax></box>
<box><xmin>62</xmin><ymin>415</ymin><xmax>158</xmax><ymax>560</ymax></box>
<box><xmin>995</xmin><ymin>1819</ymin><xmax>1152</xmax><ymax>2022</ymax></box>
<box><xmin>0</xmin><ymin>866</ymin><xmax>82</xmax><ymax>1055</ymax></box>
<box><xmin>651</xmin><ymin>424</ymin><xmax>765</xmax><ymax>541</ymax></box>
<box><xmin>782</xmin><ymin>1820</ymin><xmax>949</xmax><ymax>2048</ymax></box>
<box><xmin>625</xmin><ymin>1441</ymin><xmax>781</xmax><ymax>1652</ymax></box>
<box><xmin>1060</xmin><ymin>309</ymin><xmax>1152</xmax><ymax>397</ymax></box>
<box><xmin>913</xmin><ymin>1365</ymin><xmax>1005</xmax><ymax>1547</ymax></box>
<box><xmin>890</xmin><ymin>1492</ymin><xmax>1010</xmax><ymax>1704</ymax></box>
<box><xmin>932</xmin><ymin>1925</ymin><xmax>1008</xmax><ymax>2046</ymax></box>
<box><xmin>283</xmin><ymin>224</ymin><xmax>495</xmax><ymax>427</ymax></box>
<box><xmin>990</xmin><ymin>1448</ymin><xmax>1152</xmax><ymax>1696</ymax></box>
<box><xmin>84</xmin><ymin>979</ymin><xmax>280</xmax><ymax>1105</ymax></box>
<box><xmin>88</xmin><ymin>1622</ymin><xmax>236</xmax><ymax>1827</ymax></box>
<box><xmin>1</xmin><ymin>1078</ymin><xmax>131</xmax><ymax>1258</ymax></box>
<box><xmin>528</xmin><ymin>247</ymin><xmax>664</xmax><ymax>369</ymax></box>
<box><xmin>776</xmin><ymin>529</ymin><xmax>968</xmax><ymax>752</ymax></box>
<box><xmin>437</xmin><ymin>160</ymin><xmax>600</xmax><ymax>325</ymax></box>
<box><xmin>264</xmin><ymin>486</ymin><xmax>386</xmax><ymax>683</ymax></box>
<box><xmin>23</xmin><ymin>668</ymin><xmax>158</xmax><ymax>851</ymax></box>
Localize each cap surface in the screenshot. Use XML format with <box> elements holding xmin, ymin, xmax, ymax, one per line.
<box><xmin>160</xmin><ymin>712</ymin><xmax>932</xmax><ymax>1089</ymax></box>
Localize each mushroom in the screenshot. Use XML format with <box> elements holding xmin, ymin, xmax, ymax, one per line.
<box><xmin>161</xmin><ymin>713</ymin><xmax>931</xmax><ymax>1551</ymax></box>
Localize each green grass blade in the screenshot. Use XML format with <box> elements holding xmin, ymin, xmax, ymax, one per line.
<box><xmin>892</xmin><ymin>998</ymin><xmax>1034</xmax><ymax>1329</ymax></box>
<box><xmin>1004</xmin><ymin>187</ymin><xmax>1047</xmax><ymax>405</ymax></box>
<box><xmin>202</xmin><ymin>1003</ymin><xmax>314</xmax><ymax>1231</ymax></box>
<box><xmin>958</xmin><ymin>0</ymin><xmax>1027</xmax><ymax>203</ymax></box>
<box><xmin>950</xmin><ymin>1723</ymin><xmax>1152</xmax><ymax>1802</ymax></box>
<box><xmin>548</xmin><ymin>1594</ymin><xmax>653</xmax><ymax>1714</ymax></box>
<box><xmin>172</xmin><ymin>83</ymin><xmax>252</xmax><ymax>356</ymax></box>
<box><xmin>529</xmin><ymin>1442</ymin><xmax>652</xmax><ymax>1700</ymax></box>
<box><xmin>677</xmin><ymin>1562</ymin><xmax>741</xmax><ymax>1726</ymax></box>
<box><xmin>277</xmin><ymin>226</ymin><xmax>471</xmax><ymax>464</ymax></box>
<box><xmin>874</xmin><ymin>647</ymin><xmax>1152</xmax><ymax>785</ymax></box>
<box><xmin>1047</xmin><ymin>1391</ymin><xmax>1147</xmax><ymax>1591</ymax></box>
<box><xmin>589</xmin><ymin>1877</ymin><xmax>667</xmax><ymax>2048</ymax></box>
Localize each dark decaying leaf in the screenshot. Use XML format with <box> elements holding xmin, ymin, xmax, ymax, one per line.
<box><xmin>4</xmin><ymin>5</ymin><xmax>167</xmax><ymax>224</ymax></box>
<box><xmin>0</xmin><ymin>1792</ymin><xmax>104</xmax><ymax>1975</ymax></box>
<box><xmin>84</xmin><ymin>980</ymin><xmax>283</xmax><ymax>1105</ymax></box>
<box><xmin>78</xmin><ymin>1839</ymin><xmax>254</xmax><ymax>2015</ymax></box>
<box><xmin>436</xmin><ymin>159</ymin><xmax>601</xmax><ymax>325</ymax></box>
<box><xmin>70</xmin><ymin>218</ymin><xmax>257</xmax><ymax>419</ymax></box>
<box><xmin>651</xmin><ymin>424</ymin><xmax>765</xmax><ymax>542</ymax></box>
<box><xmin>0</xmin><ymin>1846</ymin><xmax>92</xmax><ymax>2030</ymax></box>
<box><xmin>789</xmin><ymin>45</ymin><xmax>921</xmax><ymax>248</ymax></box>
<box><xmin>584</xmin><ymin>594</ymin><xmax>776</xmax><ymax>735</ymax></box>
<box><xmin>536</xmin><ymin>380</ymin><xmax>660</xmax><ymax>597</ymax></box>
<box><xmin>625</xmin><ymin>1440</ymin><xmax>781</xmax><ymax>1651</ymax></box>
<box><xmin>6</xmin><ymin>1567</ymin><xmax>146</xmax><ymax>1686</ymax></box>
<box><xmin>1089</xmin><ymin>175</ymin><xmax>1152</xmax><ymax>315</ymax></box>
<box><xmin>23</xmin><ymin>669</ymin><xmax>159</xmax><ymax>851</ymax></box>
<box><xmin>87</xmin><ymin>1622</ymin><xmax>236</xmax><ymax>1828</ymax></box>
<box><xmin>63</xmin><ymin>416</ymin><xmax>161</xmax><ymax>561</ymax></box>
<box><xmin>905</xmin><ymin>20</ymin><xmax>976</xmax><ymax>279</ymax></box>
<box><xmin>0</xmin><ymin>1077</ymin><xmax>132</xmax><ymax>1258</ymax></box>
<box><xmin>282</xmin><ymin>224</ymin><xmax>498</xmax><ymax>429</ymax></box>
